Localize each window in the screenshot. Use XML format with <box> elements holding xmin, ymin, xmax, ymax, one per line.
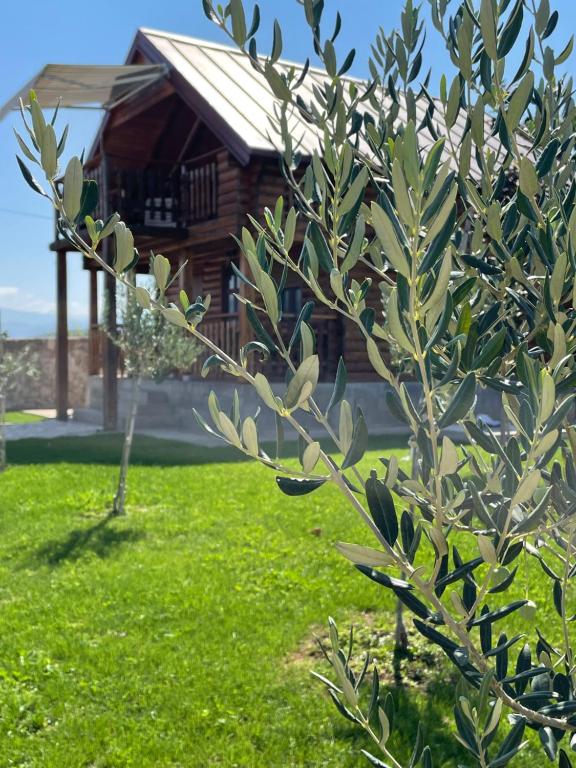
<box><xmin>282</xmin><ymin>285</ymin><xmax>303</xmax><ymax>316</ymax></box>
<box><xmin>223</xmin><ymin>262</ymin><xmax>240</xmax><ymax>314</ymax></box>
<box><xmin>223</xmin><ymin>264</ymin><xmax>303</xmax><ymax>317</ymax></box>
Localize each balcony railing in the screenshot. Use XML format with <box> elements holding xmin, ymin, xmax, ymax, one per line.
<box><xmin>86</xmin><ymin>152</ymin><xmax>218</xmax><ymax>232</ymax></box>
<box><xmin>90</xmin><ymin>313</ymin><xmax>342</xmax><ymax>382</ymax></box>
<box><xmin>263</xmin><ymin>314</ymin><xmax>342</xmax><ymax>381</ymax></box>
<box><xmin>190</xmin><ymin>314</ymin><xmax>240</xmax><ymax>379</ymax></box>
<box><xmin>191</xmin><ymin>313</ymin><xmax>342</xmax><ymax>381</ymax></box>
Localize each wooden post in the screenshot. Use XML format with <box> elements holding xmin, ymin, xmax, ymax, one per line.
<box><xmin>56</xmin><ymin>249</ymin><xmax>69</xmax><ymax>420</ymax></box>
<box><xmin>89</xmin><ymin>268</ymin><xmax>98</xmax><ymax>328</ymax></box>
<box><xmin>184</xmin><ymin>249</ymin><xmax>194</xmax><ymax>296</ymax></box>
<box><xmin>102</xmin><ymin>240</ymin><xmax>118</xmax><ymax>431</ymax></box>
<box><xmin>238</xmin><ymin>249</ymin><xmax>252</xmax><ymax>349</ymax></box>
<box><xmin>100</xmin><ymin>148</ymin><xmax>118</xmax><ymax>430</ymax></box>
<box><xmin>88</xmin><ymin>268</ymin><xmax>99</xmax><ymax>375</ymax></box>
<box><xmin>237</xmin><ymin>249</ymin><xmax>255</xmax><ymax>375</ymax></box>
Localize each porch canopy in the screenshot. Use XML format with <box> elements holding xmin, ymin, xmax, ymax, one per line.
<box><xmin>0</xmin><ymin>62</ymin><xmax>167</xmax><ymax>424</ymax></box>
<box><xmin>0</xmin><ymin>63</ymin><xmax>167</xmax><ymax>120</ymax></box>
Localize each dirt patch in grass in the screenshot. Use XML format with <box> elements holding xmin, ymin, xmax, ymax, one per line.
<box><xmin>288</xmin><ymin>610</ymin><xmax>457</xmax><ymax>691</ymax></box>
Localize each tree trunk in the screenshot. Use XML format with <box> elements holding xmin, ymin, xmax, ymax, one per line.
<box><xmin>394</xmin><ymin>590</ymin><xmax>408</xmax><ymax>652</ymax></box>
<box><xmin>394</xmin><ymin>441</ymin><xmax>417</xmax><ymax>655</ymax></box>
<box><xmin>500</xmin><ymin>397</ymin><xmax>509</xmax><ymax>445</ymax></box>
<box><xmin>112</xmin><ymin>375</ymin><xmax>141</xmax><ymax>516</ymax></box>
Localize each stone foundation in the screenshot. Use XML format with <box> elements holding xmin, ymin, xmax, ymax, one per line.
<box><xmin>76</xmin><ymin>375</ymin><xmax>504</xmax><ymax>442</ymax></box>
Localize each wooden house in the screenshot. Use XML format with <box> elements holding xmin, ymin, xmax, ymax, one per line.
<box><xmin>43</xmin><ymin>28</ymin><xmax>512</xmax><ymax>425</ymax></box>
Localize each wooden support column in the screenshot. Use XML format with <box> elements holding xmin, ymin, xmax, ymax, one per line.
<box><xmin>100</xmin><ymin>148</ymin><xmax>118</xmax><ymax>431</ymax></box>
<box><xmin>88</xmin><ymin>268</ymin><xmax>99</xmax><ymax>375</ymax></box>
<box><xmin>238</xmin><ymin>249</ymin><xmax>253</xmax><ymax>360</ymax></box>
<box><xmin>56</xmin><ymin>249</ymin><xmax>69</xmax><ymax>421</ymax></box>
<box><xmin>102</xmin><ymin>241</ymin><xmax>118</xmax><ymax>430</ymax></box>
<box><xmin>238</xmin><ymin>249</ymin><xmax>260</xmax><ymax>377</ymax></box>
<box><xmin>184</xmin><ymin>250</ymin><xmax>194</xmax><ymax>296</ymax></box>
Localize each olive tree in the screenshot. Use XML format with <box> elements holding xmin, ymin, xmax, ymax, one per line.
<box><xmin>110</xmin><ymin>279</ymin><xmax>201</xmax><ymax>515</ymax></box>
<box><xmin>15</xmin><ymin>0</ymin><xmax>576</xmax><ymax>762</ymax></box>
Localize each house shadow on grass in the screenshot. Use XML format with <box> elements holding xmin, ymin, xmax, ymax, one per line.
<box><xmin>32</xmin><ymin>516</ymin><xmax>145</xmax><ymax>567</ymax></box>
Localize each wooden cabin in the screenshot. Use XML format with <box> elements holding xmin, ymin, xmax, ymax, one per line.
<box><xmin>48</xmin><ymin>27</ymin><xmax>516</xmax><ymax>424</ymax></box>
<box><xmin>73</xmin><ymin>28</ymin><xmax>387</xmax><ymax>402</ymax></box>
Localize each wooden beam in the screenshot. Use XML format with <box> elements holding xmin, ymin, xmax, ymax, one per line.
<box><xmin>88</xmin><ymin>269</ymin><xmax>99</xmax><ymax>376</ymax></box>
<box><xmin>102</xmin><ymin>250</ymin><xmax>118</xmax><ymax>430</ymax></box>
<box><xmin>134</xmin><ymin>32</ymin><xmax>253</xmax><ymax>166</ymax></box>
<box><xmin>107</xmin><ymin>79</ymin><xmax>176</xmax><ymax>130</ymax></box>
<box><xmin>176</xmin><ymin>116</ymin><xmax>201</xmax><ymax>163</ymax></box>
<box><xmin>100</xmin><ymin>150</ymin><xmax>118</xmax><ymax>431</ymax></box>
<box><xmin>56</xmin><ymin>250</ymin><xmax>68</xmax><ymax>421</ymax></box>
<box><xmin>183</xmin><ymin>248</ymin><xmax>195</xmax><ymax>297</ymax></box>
<box><xmin>238</xmin><ymin>249</ymin><xmax>253</xmax><ymax>367</ymax></box>
<box><xmin>89</xmin><ymin>269</ymin><xmax>98</xmax><ymax>328</ymax></box>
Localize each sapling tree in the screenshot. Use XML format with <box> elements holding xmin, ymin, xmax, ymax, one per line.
<box><xmin>110</xmin><ymin>278</ymin><xmax>200</xmax><ymax>515</ymax></box>
<box><xmin>15</xmin><ymin>0</ymin><xmax>576</xmax><ymax>762</ymax></box>
<box><xmin>0</xmin><ymin>333</ymin><xmax>37</xmax><ymax>472</ymax></box>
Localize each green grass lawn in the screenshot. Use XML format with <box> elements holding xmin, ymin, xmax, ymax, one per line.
<box><xmin>4</xmin><ymin>410</ymin><xmax>46</xmax><ymax>424</ymax></box>
<box><xmin>0</xmin><ymin>435</ymin><xmax>559</xmax><ymax>766</ymax></box>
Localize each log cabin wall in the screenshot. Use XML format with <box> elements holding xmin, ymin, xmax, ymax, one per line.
<box><xmin>159</xmin><ymin>149</ymin><xmax>245</xmax><ymax>312</ymax></box>
<box><xmin>145</xmin><ymin>147</ymin><xmax>387</xmax><ymax>382</ymax></box>
<box><xmin>239</xmin><ymin>156</ymin><xmax>389</xmax><ymax>381</ymax></box>
<box><xmin>85</xmin><ymin>58</ymin><xmax>390</xmax><ymax>382</ymax></box>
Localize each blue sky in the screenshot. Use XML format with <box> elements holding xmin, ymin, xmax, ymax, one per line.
<box><xmin>0</xmin><ymin>0</ymin><xmax>574</xmax><ymax>333</ymax></box>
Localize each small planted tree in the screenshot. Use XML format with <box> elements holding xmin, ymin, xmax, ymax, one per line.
<box><xmin>110</xmin><ymin>278</ymin><xmax>201</xmax><ymax>515</ymax></box>
<box><xmin>15</xmin><ymin>0</ymin><xmax>576</xmax><ymax>762</ymax></box>
<box><xmin>0</xmin><ymin>333</ymin><xmax>37</xmax><ymax>471</ymax></box>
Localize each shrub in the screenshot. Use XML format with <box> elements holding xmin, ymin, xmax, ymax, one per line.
<box><xmin>15</xmin><ymin>0</ymin><xmax>576</xmax><ymax>763</ymax></box>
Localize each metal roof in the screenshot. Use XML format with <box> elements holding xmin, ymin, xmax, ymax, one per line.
<box><xmin>0</xmin><ymin>28</ymin><xmax>529</xmax><ymax>175</ymax></box>
<box><xmin>137</xmin><ymin>27</ymin><xmax>527</xmax><ymax>173</ymax></box>
<box><xmin>0</xmin><ymin>63</ymin><xmax>167</xmax><ymax>122</ymax></box>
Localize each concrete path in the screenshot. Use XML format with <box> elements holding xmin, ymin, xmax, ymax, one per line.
<box><xmin>3</xmin><ymin>416</ymin><xmax>503</xmax><ymax>449</ymax></box>
<box><xmin>4</xmin><ymin>419</ymin><xmax>101</xmax><ymax>441</ymax></box>
<box><xmin>6</xmin><ymin>412</ymin><xmax>225</xmax><ymax>446</ymax></box>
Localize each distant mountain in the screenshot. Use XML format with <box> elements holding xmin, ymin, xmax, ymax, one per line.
<box><xmin>0</xmin><ymin>308</ymin><xmax>87</xmax><ymax>338</ymax></box>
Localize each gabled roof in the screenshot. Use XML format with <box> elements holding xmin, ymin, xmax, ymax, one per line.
<box><xmin>134</xmin><ymin>27</ymin><xmax>327</xmax><ymax>164</ymax></box>
<box><xmin>134</xmin><ymin>27</ymin><xmax>522</xmax><ymax>174</ymax></box>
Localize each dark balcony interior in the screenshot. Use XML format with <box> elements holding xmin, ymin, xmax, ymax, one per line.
<box><xmin>83</xmin><ymin>151</ymin><xmax>219</xmax><ymax>237</ymax></box>
<box><xmin>73</xmin><ymin>90</ymin><xmax>224</xmax><ymax>239</ymax></box>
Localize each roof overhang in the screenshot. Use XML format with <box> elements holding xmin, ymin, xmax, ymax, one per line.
<box><xmin>0</xmin><ymin>63</ymin><xmax>168</xmax><ymax>121</ymax></box>
<box><xmin>132</xmin><ymin>30</ymin><xmax>254</xmax><ymax>166</ymax></box>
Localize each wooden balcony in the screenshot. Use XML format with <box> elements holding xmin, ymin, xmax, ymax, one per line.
<box><xmin>90</xmin><ymin>313</ymin><xmax>342</xmax><ymax>382</ymax></box>
<box><xmin>85</xmin><ymin>151</ymin><xmax>219</xmax><ymax>237</ymax></box>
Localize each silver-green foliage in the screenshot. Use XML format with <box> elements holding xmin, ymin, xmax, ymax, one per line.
<box><xmin>113</xmin><ymin>279</ymin><xmax>201</xmax><ymax>382</ymax></box>
<box><xmin>110</xmin><ymin>281</ymin><xmax>201</xmax><ymax>516</ymax></box>
<box><xmin>14</xmin><ymin>0</ymin><xmax>576</xmax><ymax>763</ymax></box>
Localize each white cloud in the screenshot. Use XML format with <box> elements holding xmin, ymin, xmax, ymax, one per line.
<box><xmin>0</xmin><ymin>286</ymin><xmax>87</xmax><ymax>319</ymax></box>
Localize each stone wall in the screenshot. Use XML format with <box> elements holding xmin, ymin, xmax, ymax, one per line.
<box><xmin>4</xmin><ymin>337</ymin><xmax>88</xmax><ymax>410</ymax></box>
<box><xmin>78</xmin><ymin>375</ymin><xmax>504</xmax><ymax>443</ymax></box>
